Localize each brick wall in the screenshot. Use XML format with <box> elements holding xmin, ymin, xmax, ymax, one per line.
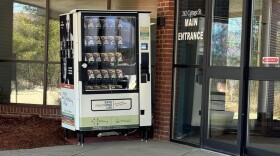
<box><xmin>0</xmin><ymin>104</ymin><xmax>61</xmax><ymax>118</ymax></box>
<box><xmin>154</xmin><ymin>0</ymin><xmax>175</xmax><ymax>140</ymax></box>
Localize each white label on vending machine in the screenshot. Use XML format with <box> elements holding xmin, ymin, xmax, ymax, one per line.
<box><xmin>91</xmin><ymin>99</ymin><xmax>132</xmax><ymax>111</ymax></box>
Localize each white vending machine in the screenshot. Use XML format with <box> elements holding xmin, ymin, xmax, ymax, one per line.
<box><xmin>60</xmin><ymin>10</ymin><xmax>152</xmax><ymax>144</ymax></box>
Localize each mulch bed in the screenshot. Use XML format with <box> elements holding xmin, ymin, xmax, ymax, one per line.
<box><xmin>0</xmin><ymin>115</ymin><xmax>71</xmax><ymax>151</ymax></box>
<box><xmin>0</xmin><ymin>115</ymin><xmax>149</xmax><ymax>151</ymax></box>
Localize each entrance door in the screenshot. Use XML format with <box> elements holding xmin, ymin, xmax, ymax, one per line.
<box><xmin>246</xmin><ymin>0</ymin><xmax>280</xmax><ymax>155</ymax></box>
<box><xmin>202</xmin><ymin>0</ymin><xmax>246</xmax><ymax>154</ymax></box>
<box><xmin>203</xmin><ymin>0</ymin><xmax>280</xmax><ymax>155</ymax></box>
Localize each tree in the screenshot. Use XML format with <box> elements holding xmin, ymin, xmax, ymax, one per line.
<box><xmin>13</xmin><ymin>5</ymin><xmax>45</xmax><ymax>90</ymax></box>
<box><xmin>48</xmin><ymin>19</ymin><xmax>61</xmax><ymax>88</ymax></box>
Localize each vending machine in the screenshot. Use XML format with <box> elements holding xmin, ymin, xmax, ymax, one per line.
<box><xmin>60</xmin><ymin>10</ymin><xmax>152</xmax><ymax>144</ymax></box>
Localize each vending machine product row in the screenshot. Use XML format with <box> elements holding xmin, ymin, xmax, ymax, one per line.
<box><xmin>60</xmin><ymin>10</ymin><xmax>152</xmax><ymax>145</ymax></box>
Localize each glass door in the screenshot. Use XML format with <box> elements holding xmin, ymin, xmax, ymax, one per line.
<box><xmin>203</xmin><ymin>0</ymin><xmax>246</xmax><ymax>154</ymax></box>
<box><xmin>203</xmin><ymin>0</ymin><xmax>280</xmax><ymax>155</ymax></box>
<box><xmin>246</xmin><ymin>0</ymin><xmax>280</xmax><ymax>155</ymax></box>
<box><xmin>81</xmin><ymin>13</ymin><xmax>138</xmax><ymax>93</ymax></box>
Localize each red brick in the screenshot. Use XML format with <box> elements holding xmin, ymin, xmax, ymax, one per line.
<box><xmin>20</xmin><ymin>107</ymin><xmax>23</xmax><ymax>114</ymax></box>
<box><xmin>156</xmin><ymin>44</ymin><xmax>163</xmax><ymax>49</ymax></box>
<box><xmin>163</xmin><ymin>39</ymin><xmax>173</xmax><ymax>44</ymax></box>
<box><xmin>0</xmin><ymin>105</ymin><xmax>60</xmax><ymax>119</ymax></box>
<box><xmin>164</xmin><ymin>11</ymin><xmax>174</xmax><ymax>16</ymax></box>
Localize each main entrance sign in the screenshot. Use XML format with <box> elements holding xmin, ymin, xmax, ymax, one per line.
<box><xmin>177</xmin><ymin>9</ymin><xmax>204</xmax><ymax>41</ymax></box>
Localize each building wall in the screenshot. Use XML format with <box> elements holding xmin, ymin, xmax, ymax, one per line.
<box><xmin>0</xmin><ymin>104</ymin><xmax>60</xmax><ymax>118</ymax></box>
<box><xmin>153</xmin><ymin>0</ymin><xmax>175</xmax><ymax>140</ymax></box>
<box><xmin>0</xmin><ymin>0</ymin><xmax>175</xmax><ymax>140</ymax></box>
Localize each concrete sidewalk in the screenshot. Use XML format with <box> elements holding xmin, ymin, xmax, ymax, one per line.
<box><xmin>0</xmin><ymin>140</ymin><xmax>228</xmax><ymax>156</ymax></box>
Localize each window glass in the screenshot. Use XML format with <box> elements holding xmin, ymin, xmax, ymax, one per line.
<box><xmin>250</xmin><ymin>0</ymin><xmax>280</xmax><ymax>67</ymax></box>
<box><xmin>13</xmin><ymin>2</ymin><xmax>46</xmax><ymax>60</ymax></box>
<box><xmin>210</xmin><ymin>0</ymin><xmax>243</xmax><ymax>66</ymax></box>
<box><xmin>172</xmin><ymin>0</ymin><xmax>205</xmax><ymax>145</ymax></box>
<box><xmin>175</xmin><ymin>0</ymin><xmax>205</xmax><ymax>65</ymax></box>
<box><xmin>48</xmin><ymin>17</ymin><xmax>60</xmax><ymax>62</ymax></box>
<box><xmin>208</xmin><ymin>79</ymin><xmax>239</xmax><ymax>144</ymax></box>
<box><xmin>172</xmin><ymin>68</ymin><xmax>202</xmax><ymax>144</ymax></box>
<box><xmin>47</xmin><ymin>64</ymin><xmax>60</xmax><ymax>105</ymax></box>
<box><xmin>248</xmin><ymin>80</ymin><xmax>280</xmax><ymax>154</ymax></box>
<box><xmin>10</xmin><ymin>63</ymin><xmax>44</xmax><ymax>105</ymax></box>
<box><xmin>0</xmin><ymin>1</ymin><xmax>45</xmax><ymax>105</ymax></box>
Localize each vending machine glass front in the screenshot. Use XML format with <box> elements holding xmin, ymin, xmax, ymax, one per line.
<box><xmin>81</xmin><ymin>14</ymin><xmax>138</xmax><ymax>93</ymax></box>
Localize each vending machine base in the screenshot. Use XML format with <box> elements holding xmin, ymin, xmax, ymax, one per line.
<box><xmin>63</xmin><ymin>127</ymin><xmax>151</xmax><ymax>146</ymax></box>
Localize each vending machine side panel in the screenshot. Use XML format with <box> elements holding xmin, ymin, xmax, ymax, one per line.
<box><xmin>74</xmin><ymin>12</ymin><xmax>82</xmax><ymax>130</ymax></box>
<box><xmin>138</xmin><ymin>13</ymin><xmax>152</xmax><ymax>126</ymax></box>
<box><xmin>60</xmin><ymin>13</ymin><xmax>76</xmax><ymax>131</ymax></box>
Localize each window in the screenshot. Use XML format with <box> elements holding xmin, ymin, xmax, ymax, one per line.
<box><xmin>0</xmin><ymin>1</ymin><xmax>46</xmax><ymax>105</ymax></box>
<box><xmin>172</xmin><ymin>0</ymin><xmax>205</xmax><ymax>145</ymax></box>
<box><xmin>13</xmin><ymin>2</ymin><xmax>46</xmax><ymax>61</ymax></box>
<box><xmin>0</xmin><ymin>0</ymin><xmax>107</xmax><ymax>105</ymax></box>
